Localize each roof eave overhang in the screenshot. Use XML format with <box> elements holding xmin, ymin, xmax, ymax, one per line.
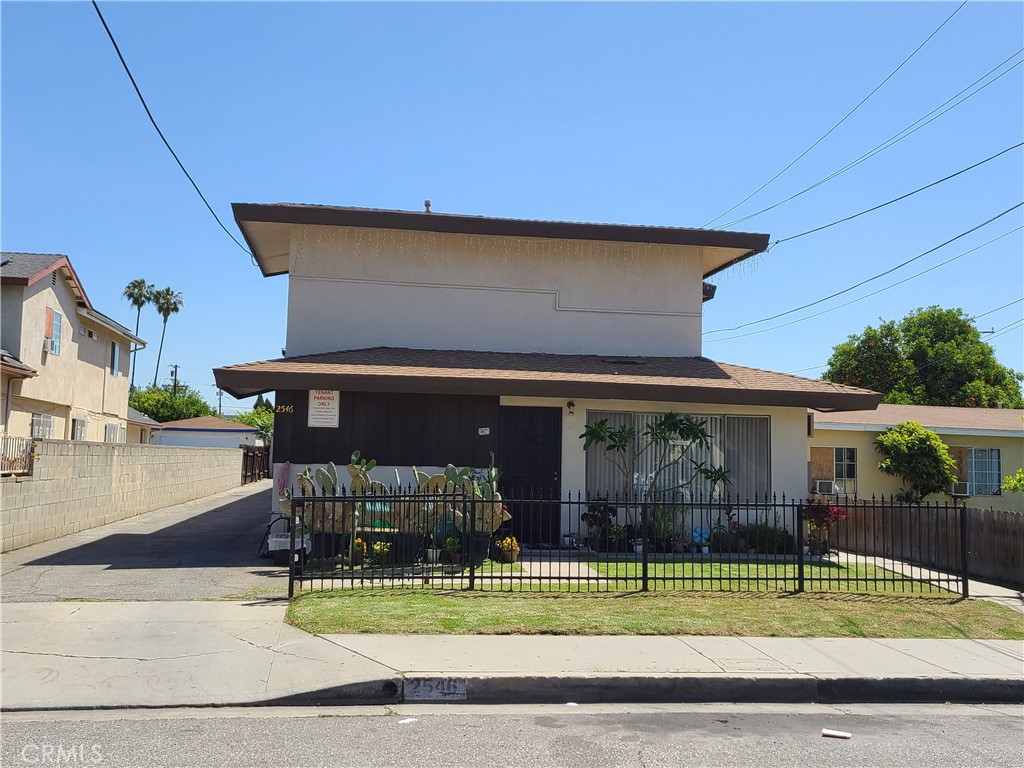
<box><xmin>77</xmin><ymin>308</ymin><xmax>146</xmax><ymax>346</ymax></box>
<box><xmin>232</xmin><ymin>203</ymin><xmax>770</xmax><ymax>280</ymax></box>
<box><xmin>213</xmin><ymin>368</ymin><xmax>880</xmax><ymax>412</ymax></box>
<box><xmin>1</xmin><ymin>363</ymin><xmax>38</xmax><ymax>379</ymax></box>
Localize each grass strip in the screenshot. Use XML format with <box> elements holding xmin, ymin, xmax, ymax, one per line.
<box><xmin>287</xmin><ymin>589</ymin><xmax>1024</xmax><ymax>639</ymax></box>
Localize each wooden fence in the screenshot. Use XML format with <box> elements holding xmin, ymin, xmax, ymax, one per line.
<box><xmin>242</xmin><ymin>445</ymin><xmax>270</xmax><ymax>484</ymax></box>
<box><xmin>832</xmin><ymin>502</ymin><xmax>1023</xmax><ymax>588</ymax></box>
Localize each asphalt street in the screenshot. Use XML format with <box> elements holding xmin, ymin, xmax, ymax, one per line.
<box><xmin>2</xmin><ymin>703</ymin><xmax>1022</xmax><ymax>768</ymax></box>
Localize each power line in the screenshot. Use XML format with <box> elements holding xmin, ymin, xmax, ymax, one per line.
<box><xmin>704</xmin><ymin>222</ymin><xmax>1024</xmax><ymax>342</ymax></box>
<box><xmin>718</xmin><ymin>51</ymin><xmax>1024</xmax><ymax>230</ymax></box>
<box><xmin>704</xmin><ymin>205</ymin><xmax>1023</xmax><ymax>336</ymax></box>
<box><xmin>90</xmin><ymin>1</ymin><xmax>255</xmax><ymax>266</ymax></box>
<box><xmin>771</xmin><ymin>143</ymin><xmax>1023</xmax><ymax>246</ymax></box>
<box><xmin>704</xmin><ymin>0</ymin><xmax>967</xmax><ymax>227</ymax></box>
<box><xmin>784</xmin><ymin>297</ymin><xmax>1024</xmax><ymax>374</ymax></box>
<box><xmin>988</xmin><ymin>319</ymin><xmax>1024</xmax><ymax>341</ymax></box>
<box><xmin>972</xmin><ymin>298</ymin><xmax>1023</xmax><ymax>321</ymax></box>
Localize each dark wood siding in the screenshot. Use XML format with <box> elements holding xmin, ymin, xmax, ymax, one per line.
<box><xmin>273</xmin><ymin>390</ymin><xmax>499</xmax><ymax>467</ymax></box>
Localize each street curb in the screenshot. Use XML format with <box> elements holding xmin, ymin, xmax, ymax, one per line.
<box><xmin>396</xmin><ymin>675</ymin><xmax>1024</xmax><ymax>706</ymax></box>
<box><xmin>3</xmin><ymin>675</ymin><xmax>1020</xmax><ymax>712</ymax></box>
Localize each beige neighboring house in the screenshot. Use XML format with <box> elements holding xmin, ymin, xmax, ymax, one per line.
<box><xmin>810</xmin><ymin>403</ymin><xmax>1024</xmax><ymax>512</ymax></box>
<box><xmin>1</xmin><ymin>252</ymin><xmax>145</xmax><ymax>442</ymax></box>
<box><xmin>150</xmin><ymin>415</ymin><xmax>260</xmax><ymax>449</ymax></box>
<box><xmin>126</xmin><ymin>406</ymin><xmax>161</xmax><ymax>444</ymax></box>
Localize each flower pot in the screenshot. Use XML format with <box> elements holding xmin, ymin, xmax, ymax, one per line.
<box><xmin>701</xmin><ymin>546</ymin><xmax>710</xmax><ymax>554</ymax></box>
<box><xmin>634</xmin><ymin>544</ymin><xmax>644</xmax><ymax>554</ymax></box>
<box><xmin>496</xmin><ymin>549</ymin><xmax>520</xmax><ymax>563</ymax></box>
<box><xmin>426</xmin><ymin>547</ymin><xmax>442</xmax><ymax>564</ymax></box>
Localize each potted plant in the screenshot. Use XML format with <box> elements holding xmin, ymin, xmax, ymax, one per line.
<box><xmin>607</xmin><ymin>523</ymin><xmax>628</xmax><ymax>553</ymax></box>
<box><xmin>494</xmin><ymin>535</ymin><xmax>521</xmax><ymax>563</ymax></box>
<box><xmin>801</xmin><ymin>502</ymin><xmax>848</xmax><ymax>555</ymax></box>
<box><xmin>441</xmin><ymin>535</ymin><xmax>461</xmax><ymax>565</ymax></box>
<box><xmin>350</xmin><ymin>537</ymin><xmax>365</xmax><ymax>566</ymax></box>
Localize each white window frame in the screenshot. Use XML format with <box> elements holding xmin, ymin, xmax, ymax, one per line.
<box><xmin>51</xmin><ymin>310</ymin><xmax>62</xmax><ymax>355</ymax></box>
<box><xmin>833</xmin><ymin>447</ymin><xmax>857</xmax><ymax>496</ymax></box>
<box><xmin>109</xmin><ymin>341</ymin><xmax>120</xmax><ymax>376</ymax></box>
<box><xmin>31</xmin><ymin>413</ymin><xmax>53</xmax><ymax>439</ymax></box>
<box><xmin>968</xmin><ymin>448</ymin><xmax>1001</xmax><ymax>495</ymax></box>
<box><xmin>104</xmin><ymin>423</ymin><xmax>119</xmax><ymax>443</ymax></box>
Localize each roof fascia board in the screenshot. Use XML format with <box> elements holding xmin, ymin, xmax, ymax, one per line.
<box><xmin>232</xmin><ymin>203</ymin><xmax>769</xmax><ymax>278</ymax></box>
<box><xmin>815</xmin><ymin>422</ymin><xmax>1023</xmax><ymax>438</ymax></box>
<box><xmin>213</xmin><ymin>369</ymin><xmax>879</xmax><ymax>411</ymax></box>
<box><xmin>4</xmin><ymin>257</ymin><xmax>95</xmax><ymax>310</ymax></box>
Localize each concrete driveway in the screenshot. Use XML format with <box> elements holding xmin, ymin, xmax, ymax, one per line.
<box><xmin>1</xmin><ymin>481</ymin><xmax>286</xmax><ymax>602</ymax></box>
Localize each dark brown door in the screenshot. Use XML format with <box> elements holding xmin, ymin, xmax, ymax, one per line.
<box><xmin>498</xmin><ymin>406</ymin><xmax>562</xmax><ymax>546</ymax></box>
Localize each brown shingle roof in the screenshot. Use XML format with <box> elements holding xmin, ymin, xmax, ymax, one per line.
<box><xmin>813</xmin><ymin>403</ymin><xmax>1024</xmax><ymax>435</ymax></box>
<box><xmin>214</xmin><ymin>347</ymin><xmax>880</xmax><ymax>410</ymax></box>
<box><xmin>158</xmin><ymin>416</ymin><xmax>256</xmax><ymax>432</ymax></box>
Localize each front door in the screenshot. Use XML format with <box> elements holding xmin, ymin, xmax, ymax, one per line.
<box><xmin>497</xmin><ymin>406</ymin><xmax>562</xmax><ymax>546</ymax></box>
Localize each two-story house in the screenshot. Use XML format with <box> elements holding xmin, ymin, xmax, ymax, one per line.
<box><xmin>1</xmin><ymin>252</ymin><xmax>145</xmax><ymax>443</ymax></box>
<box><xmin>214</xmin><ymin>204</ymin><xmax>880</xmax><ymax>543</ymax></box>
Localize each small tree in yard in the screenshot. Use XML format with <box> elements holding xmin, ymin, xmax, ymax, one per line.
<box><xmin>130</xmin><ymin>384</ymin><xmax>215</xmax><ymax>423</ymax></box>
<box><xmin>1003</xmin><ymin>468</ymin><xmax>1024</xmax><ymax>495</ymax></box>
<box><xmin>874</xmin><ymin>421</ymin><xmax>956</xmax><ymax>502</ymax></box>
<box><xmin>580</xmin><ymin>413</ymin><xmax>728</xmax><ymax>502</ymax></box>
<box><xmin>234</xmin><ymin>408</ymin><xmax>273</xmax><ymax>447</ymax></box>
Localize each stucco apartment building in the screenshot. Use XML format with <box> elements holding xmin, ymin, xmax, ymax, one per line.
<box><xmin>214</xmin><ymin>204</ymin><xmax>880</xmax><ymax>543</ymax></box>
<box><xmin>1</xmin><ymin>252</ymin><xmax>144</xmax><ymax>443</ymax></box>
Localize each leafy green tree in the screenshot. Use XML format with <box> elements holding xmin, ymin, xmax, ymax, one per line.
<box><xmin>130</xmin><ymin>384</ymin><xmax>214</xmax><ymax>423</ymax></box>
<box><xmin>151</xmin><ymin>287</ymin><xmax>183</xmax><ymax>388</ymax></box>
<box><xmin>823</xmin><ymin>306</ymin><xmax>1023</xmax><ymax>408</ymax></box>
<box><xmin>1002</xmin><ymin>468</ymin><xmax>1024</xmax><ymax>495</ymax></box>
<box><xmin>874</xmin><ymin>421</ymin><xmax>957</xmax><ymax>502</ymax></box>
<box><xmin>233</xmin><ymin>408</ymin><xmax>273</xmax><ymax>446</ymax></box>
<box><xmin>122</xmin><ymin>278</ymin><xmax>154</xmax><ymax>390</ymax></box>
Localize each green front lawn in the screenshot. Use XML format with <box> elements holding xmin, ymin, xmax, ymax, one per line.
<box><xmin>287</xmin><ymin>589</ymin><xmax>1024</xmax><ymax>639</ymax></box>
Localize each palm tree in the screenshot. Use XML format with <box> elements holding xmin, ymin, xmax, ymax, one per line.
<box><xmin>151</xmin><ymin>287</ymin><xmax>183</xmax><ymax>388</ymax></box>
<box><xmin>123</xmin><ymin>279</ymin><xmax>154</xmax><ymax>390</ymax></box>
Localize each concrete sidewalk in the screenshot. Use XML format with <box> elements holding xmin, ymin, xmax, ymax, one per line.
<box><xmin>2</xmin><ymin>600</ymin><xmax>1021</xmax><ymax>711</ymax></box>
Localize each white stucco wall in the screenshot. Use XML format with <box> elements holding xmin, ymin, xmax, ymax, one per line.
<box><xmin>284</xmin><ymin>225</ymin><xmax>706</xmax><ymax>357</ymax></box>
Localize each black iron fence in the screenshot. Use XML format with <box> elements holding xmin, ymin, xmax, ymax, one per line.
<box><xmin>285</xmin><ymin>489</ymin><xmax>969</xmax><ymax>598</ymax></box>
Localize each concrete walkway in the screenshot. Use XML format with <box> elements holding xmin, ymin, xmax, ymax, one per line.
<box><xmin>1</xmin><ymin>599</ymin><xmax>1021</xmax><ymax>710</ymax></box>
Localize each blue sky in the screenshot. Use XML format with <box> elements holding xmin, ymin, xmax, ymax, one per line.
<box><xmin>3</xmin><ymin>1</ymin><xmax>1022</xmax><ymax>414</ymax></box>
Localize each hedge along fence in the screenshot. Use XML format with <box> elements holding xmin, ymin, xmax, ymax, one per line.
<box><xmin>832</xmin><ymin>501</ymin><xmax>1023</xmax><ymax>588</ymax></box>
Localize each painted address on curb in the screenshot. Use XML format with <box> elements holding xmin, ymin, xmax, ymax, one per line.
<box><xmin>404</xmin><ymin>677</ymin><xmax>468</xmax><ymax>701</ymax></box>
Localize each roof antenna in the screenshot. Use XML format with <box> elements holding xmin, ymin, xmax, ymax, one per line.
<box><xmin>424</xmin><ymin>199</ymin><xmax>431</xmax><ymax>213</ymax></box>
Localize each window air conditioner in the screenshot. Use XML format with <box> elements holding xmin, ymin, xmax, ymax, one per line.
<box><xmin>42</xmin><ymin>338</ymin><xmax>56</xmax><ymax>354</ymax></box>
<box><xmin>949</xmin><ymin>481</ymin><xmax>971</xmax><ymax>497</ymax></box>
<box><xmin>815</xmin><ymin>480</ymin><xmax>835</xmax><ymax>495</ymax></box>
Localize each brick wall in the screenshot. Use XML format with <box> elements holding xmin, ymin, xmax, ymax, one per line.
<box><xmin>1</xmin><ymin>440</ymin><xmax>242</xmax><ymax>552</ymax></box>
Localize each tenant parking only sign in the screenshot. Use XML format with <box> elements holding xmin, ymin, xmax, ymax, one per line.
<box><xmin>308</xmin><ymin>390</ymin><xmax>340</xmax><ymax>428</ymax></box>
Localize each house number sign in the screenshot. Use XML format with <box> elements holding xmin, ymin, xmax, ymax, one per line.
<box><xmin>308</xmin><ymin>390</ymin><xmax>340</xmax><ymax>428</ymax></box>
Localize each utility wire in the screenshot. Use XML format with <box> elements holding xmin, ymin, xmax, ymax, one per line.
<box><xmin>718</xmin><ymin>51</ymin><xmax>1024</xmax><ymax>230</ymax></box>
<box><xmin>770</xmin><ymin>143</ymin><xmax>1023</xmax><ymax>247</ymax></box>
<box><xmin>988</xmin><ymin>319</ymin><xmax>1024</xmax><ymax>341</ymax></box>
<box><xmin>90</xmin><ymin>1</ymin><xmax>256</xmax><ymax>266</ymax></box>
<box><xmin>706</xmin><ymin>226</ymin><xmax>1021</xmax><ymax>342</ymax></box>
<box><xmin>704</xmin><ymin>204</ymin><xmax>1023</xmax><ymax>335</ymax></box>
<box><xmin>784</xmin><ymin>297</ymin><xmax>1023</xmax><ymax>375</ymax></box>
<box><xmin>703</xmin><ymin>0</ymin><xmax>968</xmax><ymax>227</ymax></box>
<box><xmin>971</xmin><ymin>298</ymin><xmax>1023</xmax><ymax>321</ymax></box>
